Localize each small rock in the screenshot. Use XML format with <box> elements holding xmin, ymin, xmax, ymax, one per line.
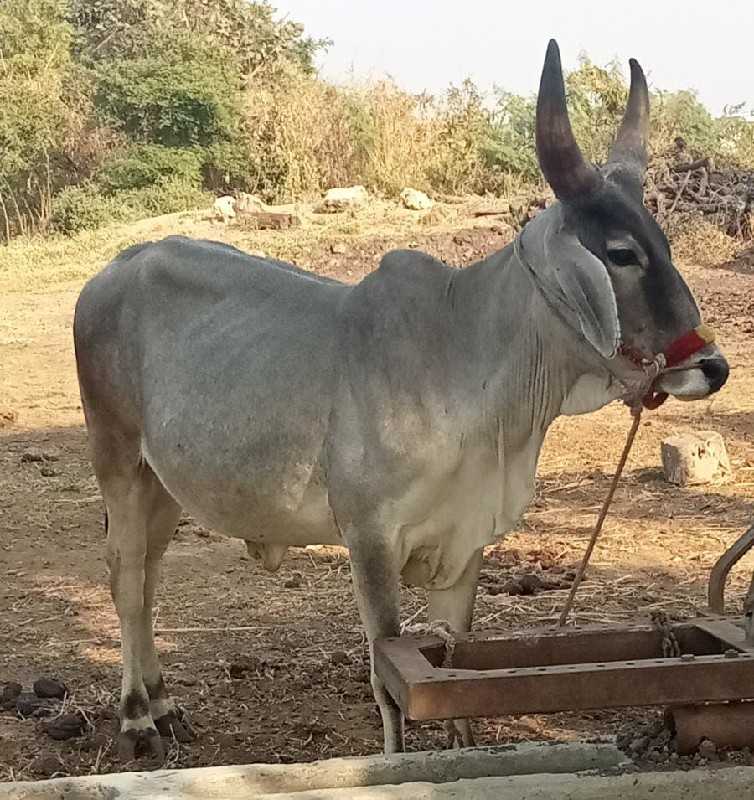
<box><xmin>331</xmin><ymin>243</ymin><xmax>347</xmax><ymax>254</ymax></box>
<box><xmin>33</xmin><ymin>677</ymin><xmax>68</xmax><ymax>700</ymax></box>
<box><xmin>330</xmin><ymin>650</ymin><xmax>351</xmax><ymax>666</ymax></box>
<box><xmin>284</xmin><ymin>577</ymin><xmax>301</xmax><ymax>589</ymax></box>
<box><xmin>661</xmin><ymin>431</ymin><xmax>730</xmax><ymax>486</ymax></box>
<box><xmin>229</xmin><ymin>655</ymin><xmax>259</xmax><ymax>679</ymax></box>
<box><xmin>30</xmin><ymin>754</ymin><xmax>63</xmax><ymax>777</ymax></box>
<box><xmin>46</xmin><ymin>712</ymin><xmax>86</xmax><ymax>740</ymax></box>
<box><xmin>520</xmin><ymin>573</ymin><xmax>544</xmax><ymax>595</ymax></box>
<box><xmin>40</xmin><ymin>466</ymin><xmax>57</xmax><ymax>477</ymax></box>
<box><xmin>1</xmin><ymin>681</ymin><xmax>22</xmax><ymax>708</ymax></box>
<box><xmin>0</xmin><ymin>409</ymin><xmax>17</xmax><ymax>428</ymax></box>
<box><xmin>698</xmin><ymin>739</ymin><xmax>717</xmax><ymax>759</ymax></box>
<box><xmin>616</xmin><ymin>731</ymin><xmax>632</xmax><ymax>749</ymax></box>
<box><xmin>20</xmin><ymin>450</ymin><xmax>45</xmax><ymax>463</ymax></box>
<box><xmin>629</xmin><ymin>735</ymin><xmax>650</xmax><ymax>755</ymax></box>
<box><xmin>400</xmin><ymin>188</ymin><xmax>433</xmax><ymax>211</ymax></box>
<box><xmin>486</xmin><ymin>584</ymin><xmax>502</xmax><ymax>596</ymax></box>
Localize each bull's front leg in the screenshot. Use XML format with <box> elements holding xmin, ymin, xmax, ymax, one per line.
<box><xmin>427</xmin><ymin>547</ymin><xmax>484</xmax><ymax>747</ymax></box>
<box><xmin>343</xmin><ymin>526</ymin><xmax>405</xmax><ymax>754</ymax></box>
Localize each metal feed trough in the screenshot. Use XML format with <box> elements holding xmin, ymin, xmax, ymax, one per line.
<box><xmin>375</xmin><ymin>523</ymin><xmax>754</xmax><ymax>754</ymax></box>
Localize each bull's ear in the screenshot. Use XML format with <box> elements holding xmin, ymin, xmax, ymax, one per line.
<box><xmin>520</xmin><ymin>211</ymin><xmax>620</xmax><ymax>359</ymax></box>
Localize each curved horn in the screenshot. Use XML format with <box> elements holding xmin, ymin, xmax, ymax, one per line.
<box><xmin>536</xmin><ymin>39</ymin><xmax>601</xmax><ymax>200</ymax></box>
<box><xmin>607</xmin><ymin>58</ymin><xmax>650</xmax><ymax>179</ymax></box>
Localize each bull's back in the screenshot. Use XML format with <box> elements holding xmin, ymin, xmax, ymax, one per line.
<box><xmin>75</xmin><ymin>237</ymin><xmax>347</xmax><ymax>542</ymax></box>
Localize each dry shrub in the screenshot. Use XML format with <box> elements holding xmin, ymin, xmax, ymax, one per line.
<box><xmin>244</xmin><ymin>72</ymin><xmax>362</xmax><ymax>199</ymax></box>
<box><xmin>666</xmin><ymin>213</ymin><xmax>739</xmax><ymax>266</ymax></box>
<box><xmin>242</xmin><ymin>72</ymin><xmax>496</xmax><ymax>201</ymax></box>
<box><xmin>355</xmin><ymin>82</ymin><xmax>434</xmax><ymax>195</ymax></box>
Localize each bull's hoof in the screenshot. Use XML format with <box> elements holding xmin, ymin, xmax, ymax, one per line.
<box><xmin>154</xmin><ymin>710</ymin><xmax>194</xmax><ymax>743</ymax></box>
<box><xmin>118</xmin><ymin>726</ymin><xmax>165</xmax><ymax>762</ymax></box>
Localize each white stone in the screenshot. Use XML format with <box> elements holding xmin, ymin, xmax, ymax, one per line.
<box><xmin>236</xmin><ymin>192</ymin><xmax>265</xmax><ymax>214</ymax></box>
<box><xmin>212</xmin><ymin>195</ymin><xmax>236</xmax><ymax>223</ymax></box>
<box><xmin>320</xmin><ymin>185</ymin><xmax>368</xmax><ymax>212</ymax></box>
<box><xmin>661</xmin><ymin>431</ymin><xmax>731</xmax><ymax>486</ymax></box>
<box><xmin>400</xmin><ymin>188</ymin><xmax>433</xmax><ymax>210</ymax></box>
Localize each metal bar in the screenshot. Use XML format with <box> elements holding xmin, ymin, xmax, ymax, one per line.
<box><xmin>692</xmin><ymin>617</ymin><xmax>754</xmax><ymax>653</ymax></box>
<box><xmin>401</xmin><ymin>655</ymin><xmax>754</xmax><ymax>720</ymax></box>
<box><xmin>708</xmin><ymin>522</ymin><xmax>754</xmax><ymax>614</ymax></box>
<box><xmin>374</xmin><ymin>618</ymin><xmax>754</xmax><ymax>722</ymax></box>
<box><xmin>670</xmin><ymin>701</ymin><xmax>754</xmax><ymax>754</ymax></box>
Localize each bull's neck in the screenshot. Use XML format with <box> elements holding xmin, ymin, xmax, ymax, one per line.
<box><xmin>454</xmin><ymin>242</ymin><xmax>616</xmax><ymax>442</ymax></box>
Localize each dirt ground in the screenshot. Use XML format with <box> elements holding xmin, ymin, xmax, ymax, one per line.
<box><xmin>0</xmin><ymin>206</ymin><xmax>753</xmax><ymax>781</ymax></box>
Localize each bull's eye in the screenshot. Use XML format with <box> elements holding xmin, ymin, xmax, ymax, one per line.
<box><xmin>607</xmin><ymin>247</ymin><xmax>640</xmax><ymax>267</ymax></box>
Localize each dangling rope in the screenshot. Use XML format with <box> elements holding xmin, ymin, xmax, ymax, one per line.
<box><xmin>558</xmin><ymin>405</ymin><xmax>643</xmax><ymax>625</ymax></box>
<box><xmin>558</xmin><ymin>353</ymin><xmax>666</xmax><ymax>627</ymax></box>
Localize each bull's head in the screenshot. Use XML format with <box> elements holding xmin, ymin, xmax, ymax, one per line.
<box><xmin>524</xmin><ymin>39</ymin><xmax>728</xmax><ymax>403</ymax></box>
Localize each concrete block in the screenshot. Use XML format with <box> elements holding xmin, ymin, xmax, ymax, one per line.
<box><xmin>661</xmin><ymin>431</ymin><xmax>730</xmax><ymax>486</ymax></box>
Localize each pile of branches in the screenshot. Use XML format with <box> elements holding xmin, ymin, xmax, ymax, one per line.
<box><xmin>645</xmin><ymin>140</ymin><xmax>754</xmax><ymax>241</ymax></box>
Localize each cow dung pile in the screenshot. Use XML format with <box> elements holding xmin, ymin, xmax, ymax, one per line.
<box><xmin>1</xmin><ymin>678</ymin><xmax>87</xmax><ymax>741</ymax></box>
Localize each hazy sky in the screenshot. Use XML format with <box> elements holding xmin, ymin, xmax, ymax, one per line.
<box><xmin>277</xmin><ymin>0</ymin><xmax>753</xmax><ymax>116</ymax></box>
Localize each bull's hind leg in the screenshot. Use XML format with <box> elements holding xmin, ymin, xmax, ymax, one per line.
<box><xmin>99</xmin><ymin>454</ymin><xmax>181</xmax><ymax>761</ymax></box>
<box><xmin>139</xmin><ymin>487</ymin><xmax>191</xmax><ymax>743</ymax></box>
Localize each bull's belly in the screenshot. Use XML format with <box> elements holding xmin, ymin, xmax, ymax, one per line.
<box><xmin>142</xmin><ymin>443</ymin><xmax>343</xmax><ymax>554</ymax></box>
<box><xmin>391</xmin><ymin>440</ymin><xmax>540</xmax><ymax>592</ymax></box>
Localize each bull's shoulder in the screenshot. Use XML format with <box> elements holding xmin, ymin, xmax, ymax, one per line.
<box><xmin>340</xmin><ymin>249</ymin><xmax>457</xmax><ymax>354</ymax></box>
<box><xmin>374</xmin><ymin>249</ymin><xmax>449</xmax><ymax>284</ymax></box>
<box><xmin>348</xmin><ymin>248</ymin><xmax>452</xmax><ymax>308</ymax></box>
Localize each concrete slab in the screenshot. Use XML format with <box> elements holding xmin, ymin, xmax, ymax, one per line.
<box><xmin>0</xmin><ymin>742</ymin><xmax>625</xmax><ymax>799</ymax></box>
<box><xmin>8</xmin><ymin>742</ymin><xmax>749</xmax><ymax>799</ymax></box>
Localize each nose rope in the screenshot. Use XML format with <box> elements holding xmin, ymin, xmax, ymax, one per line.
<box><xmin>625</xmin><ymin>323</ymin><xmax>715</xmax><ymax>410</ymax></box>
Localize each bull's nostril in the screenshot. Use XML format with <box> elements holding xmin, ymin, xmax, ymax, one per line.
<box><xmin>699</xmin><ymin>358</ymin><xmax>729</xmax><ymax>393</ymax></box>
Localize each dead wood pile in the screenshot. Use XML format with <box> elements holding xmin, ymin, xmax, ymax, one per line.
<box><xmin>644</xmin><ymin>140</ymin><xmax>754</xmax><ymax>241</ymax></box>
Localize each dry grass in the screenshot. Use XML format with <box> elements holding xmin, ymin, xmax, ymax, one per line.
<box><xmin>0</xmin><ymin>198</ymin><xmax>502</xmax><ymax>294</ymax></box>
<box><xmin>667</xmin><ymin>215</ymin><xmax>740</xmax><ymax>267</ymax></box>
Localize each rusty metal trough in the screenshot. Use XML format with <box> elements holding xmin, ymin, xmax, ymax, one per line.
<box><xmin>375</xmin><ymin>522</ymin><xmax>754</xmax><ymax>753</ymax></box>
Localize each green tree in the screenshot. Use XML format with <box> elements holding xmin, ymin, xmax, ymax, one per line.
<box><xmin>94</xmin><ymin>33</ymin><xmax>242</xmax><ymax>147</ymax></box>
<box><xmin>0</xmin><ymin>0</ymin><xmax>73</xmax><ymax>239</ymax></box>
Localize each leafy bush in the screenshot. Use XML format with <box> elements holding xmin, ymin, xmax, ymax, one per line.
<box><xmin>50</xmin><ymin>185</ymin><xmax>111</xmax><ymax>233</ymax></box>
<box><xmin>202</xmin><ymin>138</ymin><xmax>260</xmax><ymax>194</ymax></box>
<box><xmin>115</xmin><ymin>178</ymin><xmax>209</xmax><ymax>217</ymax></box>
<box><xmin>94</xmin><ymin>34</ymin><xmax>242</xmax><ymax>147</ymax></box>
<box><xmin>97</xmin><ymin>144</ymin><xmax>203</xmax><ymax>193</ymax></box>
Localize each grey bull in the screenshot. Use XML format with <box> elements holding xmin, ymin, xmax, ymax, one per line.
<box><xmin>73</xmin><ymin>40</ymin><xmax>728</xmax><ymax>761</ymax></box>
